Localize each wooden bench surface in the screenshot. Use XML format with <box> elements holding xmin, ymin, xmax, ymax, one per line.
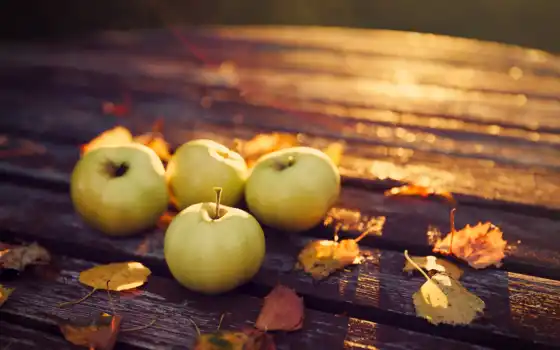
<box><xmin>0</xmin><ymin>26</ymin><xmax>559</xmax><ymax>350</ymax></box>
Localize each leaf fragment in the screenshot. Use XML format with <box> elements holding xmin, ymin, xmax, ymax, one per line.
<box><xmin>296</xmin><ymin>239</ymin><xmax>364</xmax><ymax>280</ymax></box>
<box><xmin>384</xmin><ymin>184</ymin><xmax>456</xmax><ymax>205</ymax></box>
<box><xmin>0</xmin><ymin>284</ymin><xmax>14</xmax><ymax>307</ymax></box>
<box><xmin>0</xmin><ymin>242</ymin><xmax>51</xmax><ymax>272</ymax></box>
<box><xmin>235</xmin><ymin>133</ymin><xmax>299</xmax><ymax>167</ymax></box>
<box><xmin>194</xmin><ymin>329</ymin><xmax>276</xmax><ymax>350</ymax></box>
<box><xmin>132</xmin><ymin>119</ymin><xmax>172</xmax><ymax>162</ymax></box>
<box><xmin>404</xmin><ymin>251</ymin><xmax>484</xmax><ymax>326</ymax></box>
<box><xmin>322</xmin><ymin>142</ymin><xmax>345</xmax><ymax>167</ymax></box>
<box><xmin>255</xmin><ymin>285</ymin><xmax>304</xmax><ymax>331</ymax></box>
<box><xmin>79</xmin><ymin>262</ymin><xmax>151</xmax><ymax>291</ymax></box>
<box><xmin>58</xmin><ymin>312</ymin><xmax>122</xmax><ymax>350</ymax></box>
<box><xmin>433</xmin><ymin>222</ymin><xmax>507</xmax><ymax>269</ymax></box>
<box><xmin>403</xmin><ymin>255</ymin><xmax>463</xmax><ymax>280</ymax></box>
<box><xmin>80</xmin><ymin>126</ymin><xmax>133</xmax><ymax>156</ymax></box>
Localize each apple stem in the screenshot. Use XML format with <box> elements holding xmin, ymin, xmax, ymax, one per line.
<box><xmin>213</xmin><ymin>187</ymin><xmax>223</xmax><ymax>220</ymax></box>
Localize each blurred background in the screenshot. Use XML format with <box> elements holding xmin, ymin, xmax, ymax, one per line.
<box><xmin>0</xmin><ymin>0</ymin><xmax>559</xmax><ymax>53</ymax></box>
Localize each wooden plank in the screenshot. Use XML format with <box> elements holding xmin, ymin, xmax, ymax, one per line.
<box><xmin>1</xmin><ymin>88</ymin><xmax>559</xmax><ymax>211</ymax></box>
<box><xmin>1</xmin><ymin>140</ymin><xmax>559</xmax><ymax>279</ymax></box>
<box><xmin>1</xmin><ymin>49</ymin><xmax>560</xmax><ymax>133</ymax></box>
<box><xmin>0</xmin><ymin>321</ymin><xmax>77</xmax><ymax>350</ymax></box>
<box><xmin>13</xmin><ymin>26</ymin><xmax>560</xmax><ymax>76</ymax></box>
<box><xmin>0</xmin><ymin>256</ymin><xmax>487</xmax><ymax>350</ymax></box>
<box><xmin>0</xmin><ymin>183</ymin><xmax>558</xmax><ymax>348</ymax></box>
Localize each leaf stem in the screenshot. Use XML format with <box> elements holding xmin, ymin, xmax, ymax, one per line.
<box><xmin>449</xmin><ymin>208</ymin><xmax>456</xmax><ymax>255</ymax></box>
<box><xmin>57</xmin><ymin>288</ymin><xmax>97</xmax><ymax>308</ymax></box>
<box><xmin>213</xmin><ymin>187</ymin><xmax>223</xmax><ymax>220</ymax></box>
<box><xmin>404</xmin><ymin>250</ymin><xmax>431</xmax><ymax>282</ymax></box>
<box><xmin>121</xmin><ymin>318</ymin><xmax>158</xmax><ymax>332</ymax></box>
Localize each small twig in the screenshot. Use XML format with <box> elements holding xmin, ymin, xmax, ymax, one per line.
<box><xmin>188</xmin><ymin>318</ymin><xmax>201</xmax><ymax>336</ymax></box>
<box><xmin>121</xmin><ymin>318</ymin><xmax>158</xmax><ymax>332</ymax></box>
<box><xmin>57</xmin><ymin>288</ymin><xmax>97</xmax><ymax>308</ymax></box>
<box><xmin>217</xmin><ymin>313</ymin><xmax>225</xmax><ymax>331</ymax></box>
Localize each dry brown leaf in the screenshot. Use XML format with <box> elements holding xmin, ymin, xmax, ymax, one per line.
<box><xmin>403</xmin><ymin>255</ymin><xmax>463</xmax><ymax>280</ymax></box>
<box><xmin>79</xmin><ymin>262</ymin><xmax>151</xmax><ymax>291</ymax></box>
<box><xmin>235</xmin><ymin>133</ymin><xmax>299</xmax><ymax>167</ymax></box>
<box><xmin>296</xmin><ymin>238</ymin><xmax>364</xmax><ymax>280</ymax></box>
<box><xmin>255</xmin><ymin>285</ymin><xmax>304</xmax><ymax>331</ymax></box>
<box><xmin>405</xmin><ymin>251</ymin><xmax>485</xmax><ymax>326</ymax></box>
<box><xmin>80</xmin><ymin>126</ymin><xmax>133</xmax><ymax>156</ymax></box>
<box><xmin>0</xmin><ymin>242</ymin><xmax>51</xmax><ymax>272</ymax></box>
<box><xmin>194</xmin><ymin>328</ymin><xmax>276</xmax><ymax>350</ymax></box>
<box><xmin>0</xmin><ymin>284</ymin><xmax>14</xmax><ymax>307</ymax></box>
<box><xmin>384</xmin><ymin>184</ymin><xmax>456</xmax><ymax>205</ymax></box>
<box><xmin>58</xmin><ymin>312</ymin><xmax>122</xmax><ymax>350</ymax></box>
<box><xmin>434</xmin><ymin>222</ymin><xmax>507</xmax><ymax>269</ymax></box>
<box><xmin>322</xmin><ymin>142</ymin><xmax>344</xmax><ymax>167</ymax></box>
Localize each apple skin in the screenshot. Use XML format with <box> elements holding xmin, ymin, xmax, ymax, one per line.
<box><xmin>245</xmin><ymin>146</ymin><xmax>341</xmax><ymax>233</ymax></box>
<box><xmin>70</xmin><ymin>143</ymin><xmax>169</xmax><ymax>236</ymax></box>
<box><xmin>165</xmin><ymin>139</ymin><xmax>248</xmax><ymax>210</ymax></box>
<box><xmin>164</xmin><ymin>202</ymin><xmax>266</xmax><ymax>295</ymax></box>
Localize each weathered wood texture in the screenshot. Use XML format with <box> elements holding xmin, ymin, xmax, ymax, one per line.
<box><xmin>0</xmin><ymin>27</ymin><xmax>559</xmax><ymax>210</ymax></box>
<box><xmin>0</xmin><ymin>321</ymin><xmax>77</xmax><ymax>350</ymax></box>
<box><xmin>0</xmin><ymin>256</ymin><xmax>488</xmax><ymax>350</ymax></box>
<box><xmin>1</xmin><ymin>183</ymin><xmax>559</xmax><ymax>348</ymax></box>
<box><xmin>1</xmin><ymin>131</ymin><xmax>559</xmax><ymax>279</ymax></box>
<box><xmin>1</xmin><ymin>26</ymin><xmax>559</xmax><ymax>350</ymax></box>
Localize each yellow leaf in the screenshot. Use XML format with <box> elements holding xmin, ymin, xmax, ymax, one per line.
<box><xmin>0</xmin><ymin>284</ymin><xmax>14</xmax><ymax>307</ymax></box>
<box><xmin>322</xmin><ymin>142</ymin><xmax>344</xmax><ymax>167</ymax></box>
<box><xmin>79</xmin><ymin>262</ymin><xmax>151</xmax><ymax>291</ymax></box>
<box><xmin>296</xmin><ymin>239</ymin><xmax>363</xmax><ymax>280</ymax></box>
<box><xmin>413</xmin><ymin>274</ymin><xmax>485</xmax><ymax>325</ymax></box>
<box><xmin>0</xmin><ymin>242</ymin><xmax>51</xmax><ymax>271</ymax></box>
<box><xmin>81</xmin><ymin>126</ymin><xmax>133</xmax><ymax>156</ymax></box>
<box><xmin>403</xmin><ymin>256</ymin><xmax>463</xmax><ymax>280</ymax></box>
<box><xmin>235</xmin><ymin>133</ymin><xmax>299</xmax><ymax>167</ymax></box>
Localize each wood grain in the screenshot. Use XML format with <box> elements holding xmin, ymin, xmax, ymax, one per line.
<box><xmin>0</xmin><ymin>183</ymin><xmax>558</xmax><ymax>348</ymax></box>
<box><xmin>1</xmin><ymin>88</ymin><xmax>559</xmax><ymax>211</ymax></box>
<box><xmin>0</xmin><ymin>321</ymin><xmax>77</xmax><ymax>350</ymax></box>
<box><xmin>1</xmin><ymin>138</ymin><xmax>559</xmax><ymax>278</ymax></box>
<box><xmin>0</xmin><ymin>257</ymin><xmax>488</xmax><ymax>350</ymax></box>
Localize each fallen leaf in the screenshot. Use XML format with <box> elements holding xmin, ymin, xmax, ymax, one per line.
<box><xmin>80</xmin><ymin>126</ymin><xmax>133</xmax><ymax>155</ymax></box>
<box><xmin>403</xmin><ymin>255</ymin><xmax>463</xmax><ymax>280</ymax></box>
<box><xmin>58</xmin><ymin>312</ymin><xmax>122</xmax><ymax>350</ymax></box>
<box><xmin>132</xmin><ymin>119</ymin><xmax>172</xmax><ymax>162</ymax></box>
<box><xmin>405</xmin><ymin>251</ymin><xmax>484</xmax><ymax>325</ymax></box>
<box><xmin>323</xmin><ymin>208</ymin><xmax>386</xmax><ymax>241</ymax></box>
<box><xmin>235</xmin><ymin>133</ymin><xmax>299</xmax><ymax>167</ymax></box>
<box><xmin>194</xmin><ymin>329</ymin><xmax>275</xmax><ymax>350</ymax></box>
<box><xmin>79</xmin><ymin>262</ymin><xmax>151</xmax><ymax>291</ymax></box>
<box><xmin>434</xmin><ymin>222</ymin><xmax>507</xmax><ymax>269</ymax></box>
<box><xmin>157</xmin><ymin>211</ymin><xmax>177</xmax><ymax>229</ymax></box>
<box><xmin>322</xmin><ymin>142</ymin><xmax>345</xmax><ymax>167</ymax></box>
<box><xmin>296</xmin><ymin>238</ymin><xmax>364</xmax><ymax>280</ymax></box>
<box><xmin>0</xmin><ymin>242</ymin><xmax>51</xmax><ymax>272</ymax></box>
<box><xmin>255</xmin><ymin>285</ymin><xmax>304</xmax><ymax>331</ymax></box>
<box><xmin>384</xmin><ymin>184</ymin><xmax>456</xmax><ymax>205</ymax></box>
<box><xmin>0</xmin><ymin>284</ymin><xmax>14</xmax><ymax>307</ymax></box>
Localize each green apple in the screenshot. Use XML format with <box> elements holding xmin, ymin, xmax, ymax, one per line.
<box><xmin>70</xmin><ymin>143</ymin><xmax>169</xmax><ymax>236</ymax></box>
<box><xmin>164</xmin><ymin>188</ymin><xmax>265</xmax><ymax>294</ymax></box>
<box><xmin>245</xmin><ymin>146</ymin><xmax>341</xmax><ymax>233</ymax></box>
<box><xmin>165</xmin><ymin>139</ymin><xmax>248</xmax><ymax>210</ymax></box>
